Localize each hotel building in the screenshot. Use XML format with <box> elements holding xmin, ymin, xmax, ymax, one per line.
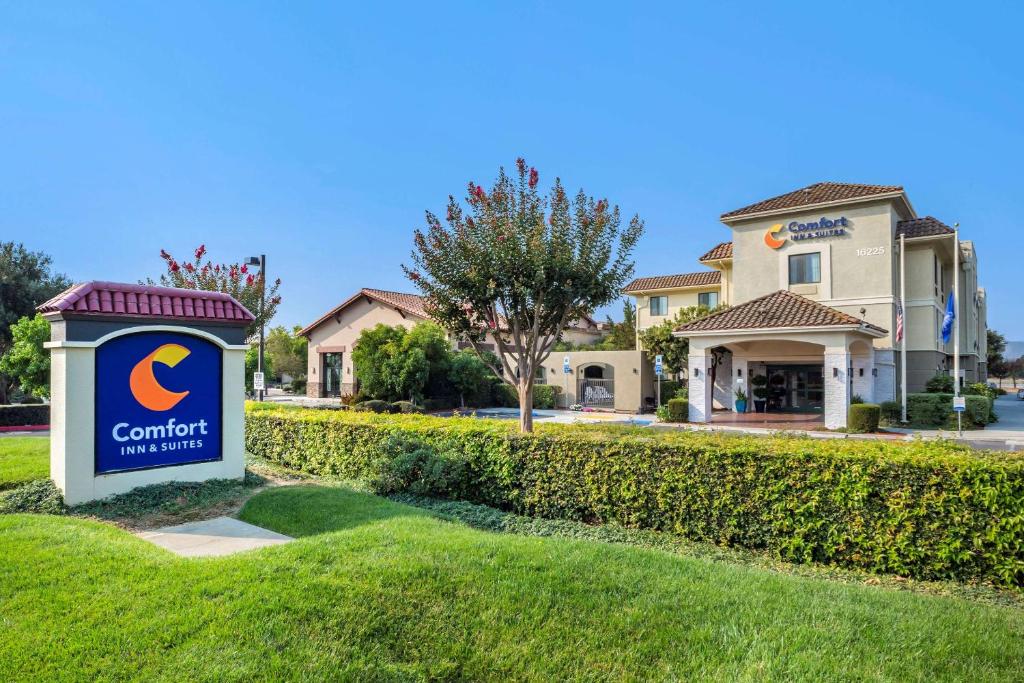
<box><xmin>624</xmin><ymin>182</ymin><xmax>987</xmax><ymax>428</ymax></box>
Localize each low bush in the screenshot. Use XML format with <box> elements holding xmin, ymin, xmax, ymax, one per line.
<box><xmin>0</xmin><ymin>479</ymin><xmax>64</xmax><ymax>515</ymax></box>
<box><xmin>0</xmin><ymin>404</ymin><xmax>50</xmax><ymax>428</ymax></box>
<box><xmin>494</xmin><ymin>384</ymin><xmax>561</xmax><ymax>409</ymax></box>
<box><xmin>288</xmin><ymin>377</ymin><xmax>307</xmax><ymax>394</ymax></box>
<box><xmin>847</xmin><ymin>403</ymin><xmax>880</xmax><ymax>433</ymax></box>
<box><xmin>906</xmin><ymin>393</ymin><xmax>991</xmax><ymax>428</ymax></box>
<box><xmin>422</xmin><ymin>397</ymin><xmax>456</xmax><ymax>412</ymax></box>
<box><xmin>657</xmin><ymin>380</ymin><xmax>684</xmax><ymax>405</ymax></box>
<box><xmin>879</xmin><ymin>400</ymin><xmax>901</xmax><ymax>424</ymax></box>
<box><xmin>925</xmin><ymin>374</ymin><xmax>955</xmax><ymax>394</ymax></box>
<box><xmin>246</xmin><ymin>408</ymin><xmax>1024</xmax><ymax>586</ymax></box>
<box><xmin>665</xmin><ymin>398</ymin><xmax>688</xmax><ymax>422</ymax></box>
<box><xmin>392</xmin><ymin>401</ymin><xmax>425</xmax><ymax>414</ymax></box>
<box><xmin>353</xmin><ymin>400</ymin><xmax>395</xmax><ymax>414</ymax></box>
<box><xmin>366</xmin><ymin>434</ymin><xmax>469</xmax><ymax>498</ymax></box>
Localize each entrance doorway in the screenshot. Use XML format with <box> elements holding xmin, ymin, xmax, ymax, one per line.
<box><xmin>765</xmin><ymin>364</ymin><xmax>824</xmax><ymax>412</ymax></box>
<box><xmin>322</xmin><ymin>352</ymin><xmax>343</xmax><ymax>397</ymax></box>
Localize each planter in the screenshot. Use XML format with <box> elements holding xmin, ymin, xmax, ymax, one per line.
<box><xmin>754</xmin><ymin>400</ymin><xmax>766</xmax><ymax>413</ymax></box>
<box><xmin>735</xmin><ymin>399</ymin><xmax>747</xmax><ymax>413</ymax></box>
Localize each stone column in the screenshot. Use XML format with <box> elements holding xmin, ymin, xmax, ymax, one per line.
<box><xmin>851</xmin><ymin>348</ymin><xmax>875</xmax><ymax>404</ymax></box>
<box><xmin>824</xmin><ymin>348</ymin><xmax>851</xmax><ymax>430</ymax></box>
<box><xmin>687</xmin><ymin>348</ymin><xmax>714</xmax><ymax>423</ymax></box>
<box><xmin>732</xmin><ymin>357</ymin><xmax>750</xmax><ymax>412</ymax></box>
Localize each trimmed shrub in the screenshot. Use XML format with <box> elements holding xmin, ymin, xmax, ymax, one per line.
<box><xmin>925</xmin><ymin>374</ymin><xmax>955</xmax><ymax>394</ymax></box>
<box><xmin>665</xmin><ymin>398</ymin><xmax>688</xmax><ymax>422</ymax></box>
<box><xmin>879</xmin><ymin>400</ymin><xmax>901</xmax><ymax>424</ymax></box>
<box><xmin>246</xmin><ymin>408</ymin><xmax>1024</xmax><ymax>586</ymax></box>
<box><xmin>657</xmin><ymin>380</ymin><xmax>684</xmax><ymax>405</ymax></box>
<box><xmin>495</xmin><ymin>384</ymin><xmax>561</xmax><ymax>409</ymax></box>
<box><xmin>353</xmin><ymin>400</ymin><xmax>395</xmax><ymax>414</ymax></box>
<box><xmin>906</xmin><ymin>393</ymin><xmax>990</xmax><ymax>428</ymax></box>
<box><xmin>366</xmin><ymin>434</ymin><xmax>469</xmax><ymax>498</ymax></box>
<box><xmin>847</xmin><ymin>403</ymin><xmax>880</xmax><ymax>433</ymax></box>
<box><xmin>288</xmin><ymin>377</ymin><xmax>307</xmax><ymax>394</ymax></box>
<box><xmin>0</xmin><ymin>404</ymin><xmax>49</xmax><ymax>427</ymax></box>
<box><xmin>850</xmin><ymin>394</ymin><xmax>864</xmax><ymax>405</ymax></box>
<box><xmin>392</xmin><ymin>401</ymin><xmax>425</xmax><ymax>414</ymax></box>
<box><xmin>0</xmin><ymin>479</ymin><xmax>64</xmax><ymax>515</ymax></box>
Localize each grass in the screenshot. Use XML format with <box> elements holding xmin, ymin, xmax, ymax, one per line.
<box><xmin>0</xmin><ymin>436</ymin><xmax>48</xmax><ymax>490</ymax></box>
<box><xmin>2</xmin><ymin>485</ymin><xmax>1023</xmax><ymax>680</ymax></box>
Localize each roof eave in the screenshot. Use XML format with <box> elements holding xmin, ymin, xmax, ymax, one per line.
<box><xmin>623</xmin><ymin>283</ymin><xmax>722</xmax><ymax>296</ymax></box>
<box><xmin>673</xmin><ymin>323</ymin><xmax>887</xmax><ymax>339</ymax></box>
<box><xmin>720</xmin><ymin>191</ymin><xmax>912</xmax><ymax>224</ymax></box>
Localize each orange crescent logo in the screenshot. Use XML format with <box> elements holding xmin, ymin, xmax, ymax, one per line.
<box><xmin>129</xmin><ymin>343</ymin><xmax>191</xmax><ymax>411</ymax></box>
<box><xmin>764</xmin><ymin>223</ymin><xmax>786</xmax><ymax>249</ymax></box>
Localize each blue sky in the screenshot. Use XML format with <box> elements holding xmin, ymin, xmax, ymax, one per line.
<box><xmin>3</xmin><ymin>2</ymin><xmax>1022</xmax><ymax>337</ymax></box>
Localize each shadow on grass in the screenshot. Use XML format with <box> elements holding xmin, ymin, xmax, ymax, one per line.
<box><xmin>238</xmin><ymin>484</ymin><xmax>433</xmax><ymax>538</ymax></box>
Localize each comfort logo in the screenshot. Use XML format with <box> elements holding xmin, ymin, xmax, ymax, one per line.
<box><xmin>763</xmin><ymin>223</ymin><xmax>786</xmax><ymax>249</ymax></box>
<box><xmin>129</xmin><ymin>343</ymin><xmax>191</xmax><ymax>411</ymax></box>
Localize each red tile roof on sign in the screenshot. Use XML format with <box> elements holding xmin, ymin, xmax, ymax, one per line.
<box><xmin>674</xmin><ymin>289</ymin><xmax>887</xmax><ymax>335</ymax></box>
<box><xmin>622</xmin><ymin>270</ymin><xmax>721</xmax><ymax>293</ymax></box>
<box><xmin>698</xmin><ymin>242</ymin><xmax>733</xmax><ymax>262</ymax></box>
<box><xmin>37</xmin><ymin>282</ymin><xmax>255</xmax><ymax>323</ymax></box>
<box><xmin>720</xmin><ymin>182</ymin><xmax>904</xmax><ymax>220</ymax></box>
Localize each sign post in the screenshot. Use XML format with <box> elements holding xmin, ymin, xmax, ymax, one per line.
<box><xmin>563</xmin><ymin>355</ymin><xmax>570</xmax><ymax>408</ymax></box>
<box><xmin>953</xmin><ymin>395</ymin><xmax>965</xmax><ymax>436</ymax></box>
<box><xmin>253</xmin><ymin>371</ymin><xmax>265</xmax><ymax>393</ymax></box>
<box><xmin>654</xmin><ymin>354</ymin><xmax>663</xmax><ymax>409</ymax></box>
<box><xmin>39</xmin><ymin>282</ymin><xmax>253</xmax><ymax>505</ymax></box>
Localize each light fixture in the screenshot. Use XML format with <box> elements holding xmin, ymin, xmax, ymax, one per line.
<box><xmin>859</xmin><ymin>368</ymin><xmax>864</xmax><ymax>377</ymax></box>
<box><xmin>833</xmin><ymin>367</ymin><xmax>838</xmax><ymax>378</ymax></box>
<box><xmin>872</xmin><ymin>368</ymin><xmax>878</xmax><ymax>377</ymax></box>
<box><xmin>694</xmin><ymin>368</ymin><xmax>700</xmax><ymax>377</ymax></box>
<box><xmin>737</xmin><ymin>369</ymin><xmax>743</xmax><ymax>377</ymax></box>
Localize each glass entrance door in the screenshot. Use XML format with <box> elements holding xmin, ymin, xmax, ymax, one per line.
<box><xmin>765</xmin><ymin>365</ymin><xmax>824</xmax><ymax>412</ymax></box>
<box><xmin>323</xmin><ymin>352</ymin><xmax>343</xmax><ymax>397</ymax></box>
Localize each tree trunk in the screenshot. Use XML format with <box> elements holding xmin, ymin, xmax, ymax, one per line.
<box><xmin>518</xmin><ymin>380</ymin><xmax>533</xmax><ymax>433</ymax></box>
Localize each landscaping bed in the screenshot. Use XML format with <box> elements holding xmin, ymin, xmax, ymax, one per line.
<box><xmin>246</xmin><ymin>407</ymin><xmax>1024</xmax><ymax>586</ymax></box>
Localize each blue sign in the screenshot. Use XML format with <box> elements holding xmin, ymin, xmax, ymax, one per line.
<box><xmin>563</xmin><ymin>355</ymin><xmax>571</xmax><ymax>374</ymax></box>
<box><xmin>95</xmin><ymin>331</ymin><xmax>222</xmax><ymax>474</ymax></box>
<box><xmin>655</xmin><ymin>354</ymin><xmax>663</xmax><ymax>376</ymax></box>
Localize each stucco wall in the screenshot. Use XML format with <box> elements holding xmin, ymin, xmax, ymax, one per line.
<box><xmin>634</xmin><ymin>286</ymin><xmax>722</xmax><ymax>331</ymax></box>
<box><xmin>538</xmin><ymin>350</ymin><xmax>652</xmax><ymax>413</ymax></box>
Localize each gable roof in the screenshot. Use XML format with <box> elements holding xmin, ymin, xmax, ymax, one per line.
<box><xmin>674</xmin><ymin>289</ymin><xmax>887</xmax><ymax>335</ymax></box>
<box><xmin>896</xmin><ymin>216</ymin><xmax>954</xmax><ymax>239</ymax></box>
<box><xmin>38</xmin><ymin>281</ymin><xmax>254</xmax><ymax>324</ymax></box>
<box><xmin>300</xmin><ymin>288</ymin><xmax>430</xmax><ymax>336</ymax></box>
<box><xmin>622</xmin><ymin>270</ymin><xmax>721</xmax><ymax>294</ymax></box>
<box><xmin>698</xmin><ymin>242</ymin><xmax>733</xmax><ymax>262</ymax></box>
<box><xmin>721</xmin><ymin>182</ymin><xmax>904</xmax><ymax>221</ymax></box>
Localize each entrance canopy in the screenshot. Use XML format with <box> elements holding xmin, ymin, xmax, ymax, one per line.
<box><xmin>674</xmin><ymin>290</ymin><xmax>887</xmax><ymax>429</ymax></box>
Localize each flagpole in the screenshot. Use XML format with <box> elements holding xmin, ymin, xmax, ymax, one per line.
<box><xmin>900</xmin><ymin>233</ymin><xmax>907</xmax><ymax>423</ymax></box>
<box><xmin>953</xmin><ymin>224</ymin><xmax>961</xmax><ymax>436</ymax></box>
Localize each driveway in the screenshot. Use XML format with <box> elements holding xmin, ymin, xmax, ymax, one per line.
<box><xmin>902</xmin><ymin>394</ymin><xmax>1024</xmax><ymax>450</ymax></box>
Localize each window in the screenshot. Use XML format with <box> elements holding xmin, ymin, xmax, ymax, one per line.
<box><xmin>649</xmin><ymin>296</ymin><xmax>668</xmax><ymax>316</ymax></box>
<box><xmin>788</xmin><ymin>252</ymin><xmax>821</xmax><ymax>285</ymax></box>
<box><xmin>698</xmin><ymin>291</ymin><xmax>719</xmax><ymax>308</ymax></box>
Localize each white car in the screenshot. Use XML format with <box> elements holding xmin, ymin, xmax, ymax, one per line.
<box><xmin>1018</xmin><ymin>389</ymin><xmax>1024</xmax><ymax>400</ymax></box>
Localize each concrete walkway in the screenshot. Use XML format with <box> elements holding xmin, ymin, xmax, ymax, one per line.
<box><xmin>137</xmin><ymin>516</ymin><xmax>292</xmax><ymax>557</ymax></box>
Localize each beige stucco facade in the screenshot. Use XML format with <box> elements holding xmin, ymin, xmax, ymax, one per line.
<box><xmin>303</xmin><ymin>290</ymin><xmax>603</xmax><ymax>398</ymax></box>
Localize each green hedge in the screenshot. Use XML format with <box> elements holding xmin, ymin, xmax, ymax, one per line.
<box><xmin>665</xmin><ymin>398</ymin><xmax>688</xmax><ymax>422</ymax></box>
<box><xmin>907</xmin><ymin>393</ymin><xmax>991</xmax><ymax>428</ymax></box>
<box><xmin>0</xmin><ymin>404</ymin><xmax>50</xmax><ymax>427</ymax></box>
<box><xmin>847</xmin><ymin>404</ymin><xmax>880</xmax><ymax>433</ymax></box>
<box><xmin>245</xmin><ymin>408</ymin><xmax>1024</xmax><ymax>586</ymax></box>
<box><xmin>494</xmin><ymin>384</ymin><xmax>561</xmax><ymax>410</ymax></box>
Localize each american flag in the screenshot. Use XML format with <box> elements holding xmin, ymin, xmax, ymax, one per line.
<box><xmin>895</xmin><ymin>302</ymin><xmax>904</xmax><ymax>343</ymax></box>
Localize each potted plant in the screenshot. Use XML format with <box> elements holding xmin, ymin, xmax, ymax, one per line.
<box><xmin>734</xmin><ymin>387</ymin><xmax>748</xmax><ymax>413</ymax></box>
<box><xmin>751</xmin><ymin>375</ymin><xmax>769</xmax><ymax>413</ymax></box>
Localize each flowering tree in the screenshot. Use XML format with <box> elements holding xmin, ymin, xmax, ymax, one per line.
<box><xmin>405</xmin><ymin>158</ymin><xmax>643</xmax><ymax>432</ymax></box>
<box><xmin>151</xmin><ymin>245</ymin><xmax>281</xmax><ymax>338</ymax></box>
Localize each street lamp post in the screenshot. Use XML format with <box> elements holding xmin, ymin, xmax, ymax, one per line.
<box><xmin>245</xmin><ymin>254</ymin><xmax>266</xmax><ymax>401</ymax></box>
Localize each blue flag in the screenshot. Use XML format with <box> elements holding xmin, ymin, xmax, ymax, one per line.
<box><xmin>941</xmin><ymin>291</ymin><xmax>955</xmax><ymax>343</ymax></box>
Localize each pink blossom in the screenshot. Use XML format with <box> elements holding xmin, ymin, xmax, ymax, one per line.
<box><xmin>474</xmin><ymin>185</ymin><xmax>485</xmax><ymax>200</ymax></box>
<box><xmin>184</xmin><ymin>263</ymin><xmax>195</xmax><ymax>273</ymax></box>
<box><xmin>516</xmin><ymin>157</ymin><xmax>526</xmax><ymax>173</ymax></box>
<box><xmin>246</xmin><ymin>274</ymin><xmax>255</xmax><ymax>286</ymax></box>
<box><xmin>160</xmin><ymin>249</ymin><xmax>171</xmax><ymax>260</ymax></box>
<box><xmin>528</xmin><ymin>168</ymin><xmax>538</xmax><ymax>189</ymax></box>
<box><xmin>169</xmin><ymin>260</ymin><xmax>180</xmax><ymax>273</ymax></box>
<box><xmin>194</xmin><ymin>244</ymin><xmax>206</xmax><ymax>260</ymax></box>
<box><xmin>240</xmin><ymin>264</ymin><xmax>248</xmax><ymax>275</ymax></box>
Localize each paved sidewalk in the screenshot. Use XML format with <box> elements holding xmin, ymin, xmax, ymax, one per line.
<box><xmin>137</xmin><ymin>516</ymin><xmax>292</xmax><ymax>557</ymax></box>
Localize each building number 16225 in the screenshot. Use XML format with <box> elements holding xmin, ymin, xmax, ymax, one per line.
<box><xmin>856</xmin><ymin>246</ymin><xmax>885</xmax><ymax>257</ymax></box>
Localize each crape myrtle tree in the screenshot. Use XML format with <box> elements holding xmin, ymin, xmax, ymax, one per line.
<box><xmin>405</xmin><ymin>158</ymin><xmax>643</xmax><ymax>432</ymax></box>
<box><xmin>150</xmin><ymin>245</ymin><xmax>281</xmax><ymax>339</ymax></box>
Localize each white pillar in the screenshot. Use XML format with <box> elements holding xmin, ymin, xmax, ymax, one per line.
<box><xmin>851</xmin><ymin>348</ymin><xmax>875</xmax><ymax>404</ymax></box>
<box><xmin>688</xmin><ymin>349</ymin><xmax>714</xmax><ymax>423</ymax></box>
<box><xmin>732</xmin><ymin>357</ymin><xmax>750</xmax><ymax>412</ymax></box>
<box><xmin>824</xmin><ymin>348</ymin><xmax>851</xmax><ymax>430</ymax></box>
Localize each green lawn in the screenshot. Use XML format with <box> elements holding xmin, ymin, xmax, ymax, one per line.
<box><xmin>0</xmin><ymin>436</ymin><xmax>48</xmax><ymax>490</ymax></box>
<box><xmin>2</xmin><ymin>486</ymin><xmax>1022</xmax><ymax>680</ymax></box>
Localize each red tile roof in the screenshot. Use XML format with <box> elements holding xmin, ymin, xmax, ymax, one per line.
<box><xmin>38</xmin><ymin>281</ymin><xmax>255</xmax><ymax>323</ymax></box>
<box><xmin>623</xmin><ymin>271</ymin><xmax>721</xmax><ymax>293</ymax></box>
<box><xmin>896</xmin><ymin>216</ymin><xmax>954</xmax><ymax>239</ymax></box>
<box><xmin>698</xmin><ymin>242</ymin><xmax>733</xmax><ymax>262</ymax></box>
<box><xmin>674</xmin><ymin>289</ymin><xmax>887</xmax><ymax>335</ymax></box>
<box><xmin>300</xmin><ymin>288</ymin><xmax>431</xmax><ymax>336</ymax></box>
<box><xmin>721</xmin><ymin>182</ymin><xmax>904</xmax><ymax>220</ymax></box>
